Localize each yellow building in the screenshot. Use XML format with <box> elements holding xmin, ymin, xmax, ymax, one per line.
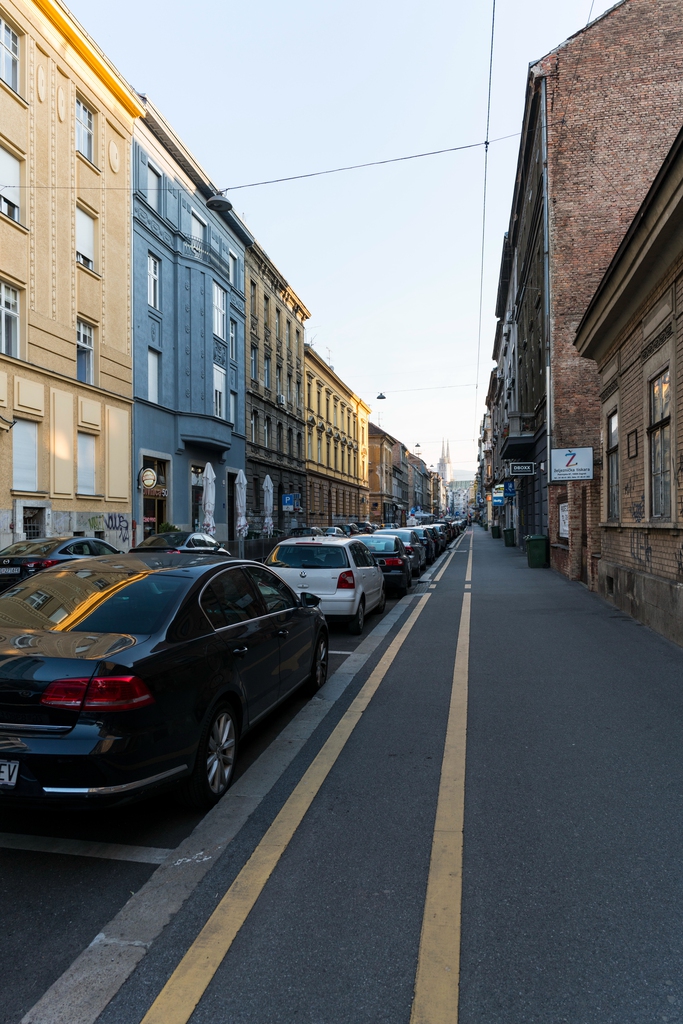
<box><xmin>303</xmin><ymin>345</ymin><xmax>370</xmax><ymax>525</ymax></box>
<box><xmin>0</xmin><ymin>0</ymin><xmax>142</xmax><ymax>548</ymax></box>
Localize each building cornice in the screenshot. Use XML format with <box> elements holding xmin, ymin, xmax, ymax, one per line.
<box><xmin>32</xmin><ymin>0</ymin><xmax>144</xmax><ymax>118</ymax></box>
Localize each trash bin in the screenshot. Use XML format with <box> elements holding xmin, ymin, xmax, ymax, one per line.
<box><xmin>491</xmin><ymin>524</ymin><xmax>501</xmax><ymax>539</ymax></box>
<box><xmin>526</xmin><ymin>534</ymin><xmax>549</xmax><ymax>568</ymax></box>
<box><xmin>504</xmin><ymin>527</ymin><xmax>515</xmax><ymax>547</ymax></box>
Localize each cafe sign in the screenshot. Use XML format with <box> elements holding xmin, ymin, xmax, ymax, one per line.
<box><xmin>140</xmin><ymin>467</ymin><xmax>157</xmax><ymax>489</ymax></box>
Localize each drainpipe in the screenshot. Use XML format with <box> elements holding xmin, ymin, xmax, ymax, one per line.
<box><xmin>541</xmin><ymin>76</ymin><xmax>552</xmax><ymax>533</ymax></box>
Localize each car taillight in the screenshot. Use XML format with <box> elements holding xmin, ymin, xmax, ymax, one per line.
<box><xmin>25</xmin><ymin>559</ymin><xmax>60</xmax><ymax>570</ymax></box>
<box><xmin>404</xmin><ymin>545</ymin><xmax>414</xmax><ymax>554</ymax></box>
<box><xmin>41</xmin><ymin>675</ymin><xmax>154</xmax><ymax>712</ymax></box>
<box><xmin>337</xmin><ymin>571</ymin><xmax>356</xmax><ymax>589</ymax></box>
<box><xmin>384</xmin><ymin>557</ymin><xmax>403</xmax><ymax>566</ymax></box>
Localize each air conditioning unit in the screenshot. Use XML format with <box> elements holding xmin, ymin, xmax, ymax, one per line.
<box><xmin>277</xmin><ymin>394</ymin><xmax>286</xmax><ymax>406</ymax></box>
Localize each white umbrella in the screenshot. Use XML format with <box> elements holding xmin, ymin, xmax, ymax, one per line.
<box><xmin>201</xmin><ymin>462</ymin><xmax>216</xmax><ymax>536</ymax></box>
<box><xmin>263</xmin><ymin>475</ymin><xmax>274</xmax><ymax>537</ymax></box>
<box><xmin>236</xmin><ymin>469</ymin><xmax>249</xmax><ymax>539</ymax></box>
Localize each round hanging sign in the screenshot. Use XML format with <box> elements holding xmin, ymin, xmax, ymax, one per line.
<box><xmin>140</xmin><ymin>468</ymin><xmax>157</xmax><ymax>489</ymax></box>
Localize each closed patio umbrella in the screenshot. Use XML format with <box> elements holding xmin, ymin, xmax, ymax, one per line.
<box><xmin>236</xmin><ymin>469</ymin><xmax>249</xmax><ymax>539</ymax></box>
<box><xmin>263</xmin><ymin>475</ymin><xmax>274</xmax><ymax>537</ymax></box>
<box><xmin>201</xmin><ymin>462</ymin><xmax>216</xmax><ymax>536</ymax></box>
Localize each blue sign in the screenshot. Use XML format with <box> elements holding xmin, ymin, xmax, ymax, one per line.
<box><xmin>492</xmin><ymin>485</ymin><xmax>505</xmax><ymax>506</ymax></box>
<box><xmin>504</xmin><ymin>481</ymin><xmax>516</xmax><ymax>497</ymax></box>
<box><xmin>282</xmin><ymin>493</ymin><xmax>301</xmax><ymax>511</ymax></box>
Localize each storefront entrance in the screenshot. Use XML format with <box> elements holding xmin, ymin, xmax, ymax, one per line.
<box><xmin>142</xmin><ymin>457</ymin><xmax>169</xmax><ymax>537</ymax></box>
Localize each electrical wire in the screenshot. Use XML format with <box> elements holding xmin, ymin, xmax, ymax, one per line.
<box><xmin>472</xmin><ymin>0</ymin><xmax>496</xmax><ymax>441</ymax></box>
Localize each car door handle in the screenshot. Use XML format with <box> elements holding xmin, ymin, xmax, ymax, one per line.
<box><xmin>232</xmin><ymin>646</ymin><xmax>249</xmax><ymax>657</ymax></box>
<box><xmin>277</xmin><ymin>629</ymin><xmax>289</xmax><ymax>637</ymax></box>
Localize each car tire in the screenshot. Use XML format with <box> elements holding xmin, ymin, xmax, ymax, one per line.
<box><xmin>397</xmin><ymin>575</ymin><xmax>409</xmax><ymax>597</ymax></box>
<box><xmin>180</xmin><ymin>703</ymin><xmax>238</xmax><ymax>809</ymax></box>
<box><xmin>304</xmin><ymin>631</ymin><xmax>329</xmax><ymax>695</ymax></box>
<box><xmin>374</xmin><ymin>585</ymin><xmax>386</xmax><ymax>615</ymax></box>
<box><xmin>348</xmin><ymin>597</ymin><xmax>365</xmax><ymax>635</ymax></box>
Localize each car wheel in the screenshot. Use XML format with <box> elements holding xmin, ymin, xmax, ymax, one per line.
<box><xmin>305</xmin><ymin>632</ymin><xmax>329</xmax><ymax>695</ymax></box>
<box><xmin>348</xmin><ymin>596</ymin><xmax>365</xmax><ymax>635</ymax></box>
<box><xmin>180</xmin><ymin>703</ymin><xmax>238</xmax><ymax>809</ymax></box>
<box><xmin>397</xmin><ymin>575</ymin><xmax>409</xmax><ymax>597</ymax></box>
<box><xmin>374</xmin><ymin>585</ymin><xmax>386</xmax><ymax>614</ymax></box>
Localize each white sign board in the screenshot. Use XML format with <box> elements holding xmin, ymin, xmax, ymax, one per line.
<box><xmin>559</xmin><ymin>502</ymin><xmax>569</xmax><ymax>538</ymax></box>
<box><xmin>551</xmin><ymin>447</ymin><xmax>594</xmax><ymax>481</ymax></box>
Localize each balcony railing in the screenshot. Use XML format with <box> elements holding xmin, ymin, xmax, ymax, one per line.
<box><xmin>182</xmin><ymin>236</ymin><xmax>232</xmax><ymax>281</ymax></box>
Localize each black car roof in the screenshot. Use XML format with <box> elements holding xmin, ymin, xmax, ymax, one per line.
<box><xmin>44</xmin><ymin>553</ymin><xmax>260</xmax><ymax>577</ymax></box>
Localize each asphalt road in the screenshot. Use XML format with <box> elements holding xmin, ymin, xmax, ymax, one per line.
<box><xmin>9</xmin><ymin>528</ymin><xmax>683</xmax><ymax>1024</ymax></box>
<box><xmin>0</xmin><ymin>577</ymin><xmax>419</xmax><ymax>1024</ymax></box>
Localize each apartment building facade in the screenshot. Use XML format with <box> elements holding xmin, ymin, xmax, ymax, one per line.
<box><xmin>303</xmin><ymin>346</ymin><xmax>370</xmax><ymax>525</ymax></box>
<box><xmin>131</xmin><ymin>100</ymin><xmax>253</xmax><ymax>545</ymax></box>
<box><xmin>0</xmin><ymin>0</ymin><xmax>143</xmax><ymax>549</ymax></box>
<box><xmin>244</xmin><ymin>241</ymin><xmax>307</xmax><ymax>534</ymax></box>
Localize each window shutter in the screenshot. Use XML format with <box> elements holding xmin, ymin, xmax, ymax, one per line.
<box><xmin>13</xmin><ymin>420</ymin><xmax>37</xmax><ymax>491</ymax></box>
<box><xmin>76</xmin><ymin>209</ymin><xmax>95</xmax><ymax>262</ymax></box>
<box><xmin>0</xmin><ymin>146</ymin><xmax>20</xmax><ymax>210</ymax></box>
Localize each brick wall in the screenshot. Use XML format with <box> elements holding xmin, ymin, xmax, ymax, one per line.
<box><xmin>537</xmin><ymin>0</ymin><xmax>683</xmax><ymax>586</ymax></box>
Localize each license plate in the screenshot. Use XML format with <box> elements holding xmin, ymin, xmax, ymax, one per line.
<box><xmin>0</xmin><ymin>568</ymin><xmax>20</xmax><ymax>575</ymax></box>
<box><xmin>0</xmin><ymin>760</ymin><xmax>19</xmax><ymax>787</ymax></box>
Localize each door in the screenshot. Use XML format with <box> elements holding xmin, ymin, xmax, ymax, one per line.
<box><xmin>202</xmin><ymin>568</ymin><xmax>280</xmax><ymax>722</ymax></box>
<box><xmin>351</xmin><ymin>542</ymin><xmax>381</xmax><ymax>609</ymax></box>
<box><xmin>245</xmin><ymin>566</ymin><xmax>314</xmax><ymax>697</ymax></box>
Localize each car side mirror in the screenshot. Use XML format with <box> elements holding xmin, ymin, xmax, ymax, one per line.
<box><xmin>300</xmin><ymin>592</ymin><xmax>321</xmax><ymax>608</ymax></box>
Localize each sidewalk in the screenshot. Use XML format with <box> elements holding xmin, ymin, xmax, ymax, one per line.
<box><xmin>461</xmin><ymin>529</ymin><xmax>683</xmax><ymax>1023</ymax></box>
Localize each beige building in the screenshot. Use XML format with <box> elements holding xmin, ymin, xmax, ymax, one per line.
<box><xmin>0</xmin><ymin>0</ymin><xmax>142</xmax><ymax>549</ymax></box>
<box><xmin>304</xmin><ymin>345</ymin><xmax>370</xmax><ymax>525</ymax></box>
<box><xmin>245</xmin><ymin>241</ymin><xmax>308</xmax><ymax>533</ymax></box>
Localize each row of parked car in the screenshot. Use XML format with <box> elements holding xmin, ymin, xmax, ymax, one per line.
<box><xmin>0</xmin><ymin>519</ymin><xmax>464</xmax><ymax>812</ymax></box>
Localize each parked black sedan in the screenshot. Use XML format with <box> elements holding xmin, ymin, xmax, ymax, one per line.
<box><xmin>0</xmin><ymin>554</ymin><xmax>327</xmax><ymax>808</ymax></box>
<box><xmin>130</xmin><ymin>531</ymin><xmax>231</xmax><ymax>555</ymax></box>
<box><xmin>0</xmin><ymin>536</ymin><xmax>122</xmax><ymax>594</ymax></box>
<box><xmin>356</xmin><ymin>533</ymin><xmax>412</xmax><ymax>596</ymax></box>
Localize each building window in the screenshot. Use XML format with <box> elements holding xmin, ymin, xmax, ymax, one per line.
<box><xmin>263</xmin><ymin>295</ymin><xmax>269</xmax><ymax>327</ymax></box>
<box><xmin>77</xmin><ymin>432</ymin><xmax>96</xmax><ymax>494</ymax></box>
<box><xmin>297</xmin><ymin>432</ymin><xmax>302</xmax><ymax>459</ymax></box>
<box><xmin>277</xmin><ymin>422</ymin><xmax>283</xmax><ymax>451</ymax></box>
<box><xmin>229</xmin><ymin>252</ymin><xmax>238</xmax><ymax>287</ymax></box>
<box><xmin>650</xmin><ymin>368</ymin><xmax>671</xmax><ymax>518</ymax></box>
<box><xmin>307</xmin><ymin>381</ymin><xmax>311</xmax><ymax>408</ymax></box>
<box><xmin>13</xmin><ymin>419</ymin><xmax>37</xmax><ymax>491</ymax></box>
<box><xmin>1</xmin><ymin>280</ymin><xmax>19</xmax><ymax>357</ymax></box>
<box><xmin>307</xmin><ymin>432</ymin><xmax>312</xmax><ymax>459</ymax></box>
<box><xmin>213</xmin><ymin>282</ymin><xmax>227</xmax><ymax>340</ymax></box>
<box><xmin>295</xmin><ymin>328</ymin><xmax>300</xmax><ymax>353</ymax></box>
<box><xmin>0</xmin><ymin>16</ymin><xmax>18</xmax><ymax>93</ymax></box>
<box><xmin>288</xmin><ymin>427</ymin><xmax>293</xmax><ymax>455</ymax></box>
<box><xmin>76</xmin><ymin>99</ymin><xmax>94</xmax><ymax>163</ymax></box>
<box><xmin>317</xmin><ymin>435</ymin><xmax>322</xmax><ymax>464</ymax></box>
<box><xmin>251</xmin><ymin>409</ymin><xmax>259</xmax><ymax>443</ymax></box>
<box><xmin>276</xmin><ymin>364</ymin><xmax>282</xmax><ymax>396</ymax></box>
<box><xmin>276</xmin><ymin>309</ymin><xmax>281</xmax><ymax>340</ymax></box>
<box><xmin>213</xmin><ymin>362</ymin><xmax>226</xmax><ymax>418</ymax></box>
<box><xmin>264</xmin><ymin>355</ymin><xmax>271</xmax><ymax>390</ymax></box>
<box><xmin>148</xmin><ymin>254</ymin><xmax>159</xmax><ymax>309</ymax></box>
<box><xmin>287</xmin><ymin>374</ymin><xmax>292</xmax><ymax>402</ymax></box>
<box><xmin>146</xmin><ymin>163</ymin><xmax>161</xmax><ymax>212</ymax></box>
<box><xmin>148</xmin><ymin>347</ymin><xmax>160</xmax><ymax>404</ymax></box>
<box><xmin>229</xmin><ymin>319</ymin><xmax>237</xmax><ymax>360</ymax></box>
<box><xmin>229</xmin><ymin>391</ymin><xmax>236</xmax><ymax>425</ymax></box>
<box><xmin>317</xmin><ymin>389</ymin><xmax>322</xmax><ymax>415</ymax></box>
<box><xmin>286</xmin><ymin>320</ymin><xmax>291</xmax><ymax>349</ymax></box>
<box><xmin>251</xmin><ymin>346</ymin><xmax>258</xmax><ymax>381</ymax></box>
<box><xmin>250</xmin><ymin>279</ymin><xmax>256</xmax><ymax>314</ymax></box>
<box><xmin>191</xmin><ymin>213</ymin><xmax>205</xmax><ymax>247</ymax></box>
<box><xmin>333</xmin><ymin>402</ymin><xmax>338</xmax><ymax>427</ymax></box>
<box><xmin>607</xmin><ymin>410</ymin><xmax>619</xmax><ymax>520</ymax></box>
<box><xmin>264</xmin><ymin>416</ymin><xmax>271</xmax><ymax>448</ymax></box>
<box><xmin>76</xmin><ymin>208</ymin><xmax>95</xmax><ymax>270</ymax></box>
<box><xmin>0</xmin><ymin>146</ymin><xmax>20</xmax><ymax>222</ymax></box>
<box><xmin>76</xmin><ymin>320</ymin><xmax>94</xmax><ymax>384</ymax></box>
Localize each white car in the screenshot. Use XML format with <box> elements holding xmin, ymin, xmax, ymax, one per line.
<box><xmin>265</xmin><ymin>536</ymin><xmax>385</xmax><ymax>634</ymax></box>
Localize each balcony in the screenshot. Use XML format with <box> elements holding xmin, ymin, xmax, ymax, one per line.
<box><xmin>182</xmin><ymin>236</ymin><xmax>232</xmax><ymax>281</ymax></box>
<box><xmin>499</xmin><ymin>412</ymin><xmax>538</xmax><ymax>459</ymax></box>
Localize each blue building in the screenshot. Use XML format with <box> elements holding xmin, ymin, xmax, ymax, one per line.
<box><xmin>131</xmin><ymin>98</ymin><xmax>254</xmax><ymax>545</ymax></box>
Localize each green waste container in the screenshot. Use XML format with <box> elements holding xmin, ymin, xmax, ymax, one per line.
<box><xmin>491</xmin><ymin>524</ymin><xmax>501</xmax><ymax>539</ymax></box>
<box><xmin>526</xmin><ymin>534</ymin><xmax>549</xmax><ymax>568</ymax></box>
<box><xmin>504</xmin><ymin>527</ymin><xmax>515</xmax><ymax>547</ymax></box>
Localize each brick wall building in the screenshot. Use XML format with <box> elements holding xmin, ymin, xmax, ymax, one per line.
<box><xmin>488</xmin><ymin>0</ymin><xmax>683</xmax><ymax>587</ymax></box>
<box><xmin>575</xmin><ymin>124</ymin><xmax>683</xmax><ymax>646</ymax></box>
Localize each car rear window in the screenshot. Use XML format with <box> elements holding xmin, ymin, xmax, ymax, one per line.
<box><xmin>0</xmin><ymin>571</ymin><xmax>188</xmax><ymax>635</ymax></box>
<box><xmin>360</xmin><ymin>538</ymin><xmax>396</xmax><ymax>553</ymax></box>
<box><xmin>137</xmin><ymin>533</ymin><xmax>190</xmax><ymax>548</ymax></box>
<box><xmin>0</xmin><ymin>539</ymin><xmax>65</xmax><ymax>556</ymax></box>
<box><xmin>266</xmin><ymin>544</ymin><xmax>349</xmax><ymax>569</ymax></box>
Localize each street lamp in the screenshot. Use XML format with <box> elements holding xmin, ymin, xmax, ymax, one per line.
<box><xmin>376</xmin><ymin>392</ymin><xmax>386</xmax><ymax>400</ymax></box>
<box><xmin>206</xmin><ymin>191</ymin><xmax>233</xmax><ymax>214</ymax></box>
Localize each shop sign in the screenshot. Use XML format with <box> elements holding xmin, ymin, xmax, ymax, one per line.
<box><xmin>550</xmin><ymin>447</ymin><xmax>594</xmax><ymax>481</ymax></box>
<box><xmin>559</xmin><ymin>502</ymin><xmax>569</xmax><ymax>538</ymax></box>
<box><xmin>503</xmin><ymin>480</ymin><xmax>516</xmax><ymax>497</ymax></box>
<box><xmin>144</xmin><ymin>486</ymin><xmax>168</xmax><ymax>499</ymax></box>
<box><xmin>492</xmin><ymin>484</ymin><xmax>505</xmax><ymax>506</ymax></box>
<box><xmin>510</xmin><ymin>462</ymin><xmax>535</xmax><ymax>476</ymax></box>
<box><xmin>140</xmin><ymin>467</ymin><xmax>157</xmax><ymax>489</ymax></box>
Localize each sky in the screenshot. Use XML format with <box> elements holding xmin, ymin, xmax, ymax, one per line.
<box><xmin>67</xmin><ymin>0</ymin><xmax>618</xmax><ymax>477</ymax></box>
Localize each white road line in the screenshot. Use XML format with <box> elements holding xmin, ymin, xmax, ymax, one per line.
<box><xmin>0</xmin><ymin>832</ymin><xmax>171</xmax><ymax>865</ymax></box>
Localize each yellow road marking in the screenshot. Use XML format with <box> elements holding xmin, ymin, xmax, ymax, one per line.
<box><xmin>140</xmin><ymin>594</ymin><xmax>432</xmax><ymax>1024</ymax></box>
<box><xmin>465</xmin><ymin>531</ymin><xmax>473</xmax><ymax>582</ymax></box>
<box><xmin>410</xmin><ymin>540</ymin><xmax>472</xmax><ymax>1024</ymax></box>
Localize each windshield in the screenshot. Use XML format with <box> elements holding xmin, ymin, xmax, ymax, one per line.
<box><xmin>359</xmin><ymin>537</ymin><xmax>398</xmax><ymax>553</ymax></box>
<box><xmin>0</xmin><ymin>539</ymin><xmax>66</xmax><ymax>556</ymax></box>
<box><xmin>266</xmin><ymin>544</ymin><xmax>350</xmax><ymax>569</ymax></box>
<box><xmin>137</xmin><ymin>533</ymin><xmax>191</xmax><ymax>548</ymax></box>
<box><xmin>0</xmin><ymin>570</ymin><xmax>188</xmax><ymax>634</ymax></box>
